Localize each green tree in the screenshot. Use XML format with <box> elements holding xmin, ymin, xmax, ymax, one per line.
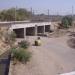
<box><xmin>61</xmin><ymin>16</ymin><xmax>73</xmax><ymax>28</ymax></box>
<box><xmin>0</xmin><ymin>10</ymin><xmax>7</xmax><ymax>21</ymax></box>
<box><xmin>0</xmin><ymin>8</ymin><xmax>32</xmax><ymax>21</ymax></box>
<box><xmin>5</xmin><ymin>8</ymin><xmax>16</xmax><ymax>21</ymax></box>
<box><xmin>16</xmin><ymin>8</ymin><xmax>31</xmax><ymax>21</ymax></box>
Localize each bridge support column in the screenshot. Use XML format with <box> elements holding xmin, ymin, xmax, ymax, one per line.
<box><xmin>44</xmin><ymin>25</ymin><xmax>45</xmax><ymax>34</ymax></box>
<box><xmin>24</xmin><ymin>28</ymin><xmax>26</xmax><ymax>39</ymax></box>
<box><xmin>35</xmin><ymin>25</ymin><xmax>37</xmax><ymax>36</ymax></box>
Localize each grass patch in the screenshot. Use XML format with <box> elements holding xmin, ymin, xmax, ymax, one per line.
<box><xmin>11</xmin><ymin>47</ymin><xmax>31</xmax><ymax>64</ymax></box>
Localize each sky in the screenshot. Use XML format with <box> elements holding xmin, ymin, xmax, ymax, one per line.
<box><xmin>0</xmin><ymin>0</ymin><xmax>75</xmax><ymax>15</ymax></box>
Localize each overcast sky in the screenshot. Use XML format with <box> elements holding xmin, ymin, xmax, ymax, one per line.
<box><xmin>0</xmin><ymin>0</ymin><xmax>75</xmax><ymax>15</ymax></box>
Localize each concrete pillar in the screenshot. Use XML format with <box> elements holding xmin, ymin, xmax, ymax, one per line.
<box><xmin>44</xmin><ymin>25</ymin><xmax>45</xmax><ymax>34</ymax></box>
<box><xmin>35</xmin><ymin>25</ymin><xmax>37</xmax><ymax>36</ymax></box>
<box><xmin>24</xmin><ymin>28</ymin><xmax>26</xmax><ymax>39</ymax></box>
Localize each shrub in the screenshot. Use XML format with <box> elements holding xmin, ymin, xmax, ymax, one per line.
<box><xmin>67</xmin><ymin>38</ymin><xmax>75</xmax><ymax>48</ymax></box>
<box><xmin>11</xmin><ymin>48</ymin><xmax>31</xmax><ymax>63</ymax></box>
<box><xmin>61</xmin><ymin>16</ymin><xmax>72</xmax><ymax>28</ymax></box>
<box><xmin>10</xmin><ymin>31</ymin><xmax>16</xmax><ymax>42</ymax></box>
<box><xmin>18</xmin><ymin>40</ymin><xmax>30</xmax><ymax>49</ymax></box>
<box><xmin>4</xmin><ymin>31</ymin><xmax>16</xmax><ymax>47</ymax></box>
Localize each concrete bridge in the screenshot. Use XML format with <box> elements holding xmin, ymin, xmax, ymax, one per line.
<box><xmin>10</xmin><ymin>22</ymin><xmax>54</xmax><ymax>38</ymax></box>
<box><xmin>0</xmin><ymin>21</ymin><xmax>56</xmax><ymax>38</ymax></box>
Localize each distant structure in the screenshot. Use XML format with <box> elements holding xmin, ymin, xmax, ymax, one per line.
<box><xmin>0</xmin><ymin>21</ymin><xmax>59</xmax><ymax>38</ymax></box>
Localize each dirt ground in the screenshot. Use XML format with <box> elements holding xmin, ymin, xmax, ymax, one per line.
<box><xmin>9</xmin><ymin>35</ymin><xmax>75</xmax><ymax>75</ymax></box>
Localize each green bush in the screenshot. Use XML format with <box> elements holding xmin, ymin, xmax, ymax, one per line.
<box><xmin>61</xmin><ymin>16</ymin><xmax>72</xmax><ymax>28</ymax></box>
<box><xmin>11</xmin><ymin>48</ymin><xmax>31</xmax><ymax>63</ymax></box>
<box><xmin>18</xmin><ymin>40</ymin><xmax>30</xmax><ymax>49</ymax></box>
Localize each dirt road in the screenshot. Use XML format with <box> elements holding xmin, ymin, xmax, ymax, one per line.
<box><xmin>10</xmin><ymin>36</ymin><xmax>75</xmax><ymax>75</ymax></box>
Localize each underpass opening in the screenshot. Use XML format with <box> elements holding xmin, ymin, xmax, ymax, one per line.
<box><xmin>26</xmin><ymin>27</ymin><xmax>35</xmax><ymax>36</ymax></box>
<box><xmin>37</xmin><ymin>26</ymin><xmax>44</xmax><ymax>33</ymax></box>
<box><xmin>13</xmin><ymin>28</ymin><xmax>24</xmax><ymax>38</ymax></box>
<box><xmin>45</xmin><ymin>25</ymin><xmax>50</xmax><ymax>32</ymax></box>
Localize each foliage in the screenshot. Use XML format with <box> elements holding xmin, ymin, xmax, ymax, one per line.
<box><xmin>0</xmin><ymin>9</ymin><xmax>15</xmax><ymax>21</ymax></box>
<box><xmin>11</xmin><ymin>48</ymin><xmax>31</xmax><ymax>63</ymax></box>
<box><xmin>10</xmin><ymin>31</ymin><xmax>16</xmax><ymax>42</ymax></box>
<box><xmin>0</xmin><ymin>8</ymin><xmax>32</xmax><ymax>21</ymax></box>
<box><xmin>0</xmin><ymin>28</ymin><xmax>3</xmax><ymax>39</ymax></box>
<box><xmin>5</xmin><ymin>31</ymin><xmax>16</xmax><ymax>47</ymax></box>
<box><xmin>16</xmin><ymin>8</ymin><xmax>31</xmax><ymax>21</ymax></box>
<box><xmin>61</xmin><ymin>16</ymin><xmax>73</xmax><ymax>28</ymax></box>
<box><xmin>18</xmin><ymin>40</ymin><xmax>30</xmax><ymax>49</ymax></box>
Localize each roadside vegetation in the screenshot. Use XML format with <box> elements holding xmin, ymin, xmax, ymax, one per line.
<box><xmin>11</xmin><ymin>47</ymin><xmax>31</xmax><ymax>64</ymax></box>
<box><xmin>61</xmin><ymin>16</ymin><xmax>73</xmax><ymax>28</ymax></box>
<box><xmin>67</xmin><ymin>32</ymin><xmax>75</xmax><ymax>48</ymax></box>
<box><xmin>18</xmin><ymin>40</ymin><xmax>30</xmax><ymax>49</ymax></box>
<box><xmin>60</xmin><ymin>16</ymin><xmax>75</xmax><ymax>49</ymax></box>
<box><xmin>0</xmin><ymin>28</ymin><xmax>10</xmax><ymax>55</ymax></box>
<box><xmin>11</xmin><ymin>40</ymin><xmax>32</xmax><ymax>64</ymax></box>
<box><xmin>8</xmin><ymin>32</ymin><xmax>32</xmax><ymax>64</ymax></box>
<box><xmin>0</xmin><ymin>8</ymin><xmax>32</xmax><ymax>21</ymax></box>
<box><xmin>0</xmin><ymin>28</ymin><xmax>32</xmax><ymax>64</ymax></box>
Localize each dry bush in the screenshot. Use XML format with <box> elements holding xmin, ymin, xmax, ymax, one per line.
<box><xmin>67</xmin><ymin>38</ymin><xmax>75</xmax><ymax>48</ymax></box>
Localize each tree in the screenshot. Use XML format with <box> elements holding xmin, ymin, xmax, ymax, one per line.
<box><xmin>61</xmin><ymin>16</ymin><xmax>73</xmax><ymax>28</ymax></box>
<box><xmin>16</xmin><ymin>8</ymin><xmax>31</xmax><ymax>21</ymax></box>
<box><xmin>0</xmin><ymin>8</ymin><xmax>32</xmax><ymax>21</ymax></box>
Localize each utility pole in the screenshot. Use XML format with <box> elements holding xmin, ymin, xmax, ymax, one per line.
<box><xmin>32</xmin><ymin>10</ymin><xmax>35</xmax><ymax>15</ymax></box>
<box><xmin>14</xmin><ymin>6</ymin><xmax>17</xmax><ymax>24</ymax></box>
<box><xmin>31</xmin><ymin>7</ymin><xmax>33</xmax><ymax>14</ymax></box>
<box><xmin>48</xmin><ymin>9</ymin><xmax>50</xmax><ymax>21</ymax></box>
<box><xmin>30</xmin><ymin>7</ymin><xmax>33</xmax><ymax>20</ymax></box>
<box><xmin>72</xmin><ymin>6</ymin><xmax>74</xmax><ymax>32</ymax></box>
<box><xmin>30</xmin><ymin>7</ymin><xmax>35</xmax><ymax>21</ymax></box>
